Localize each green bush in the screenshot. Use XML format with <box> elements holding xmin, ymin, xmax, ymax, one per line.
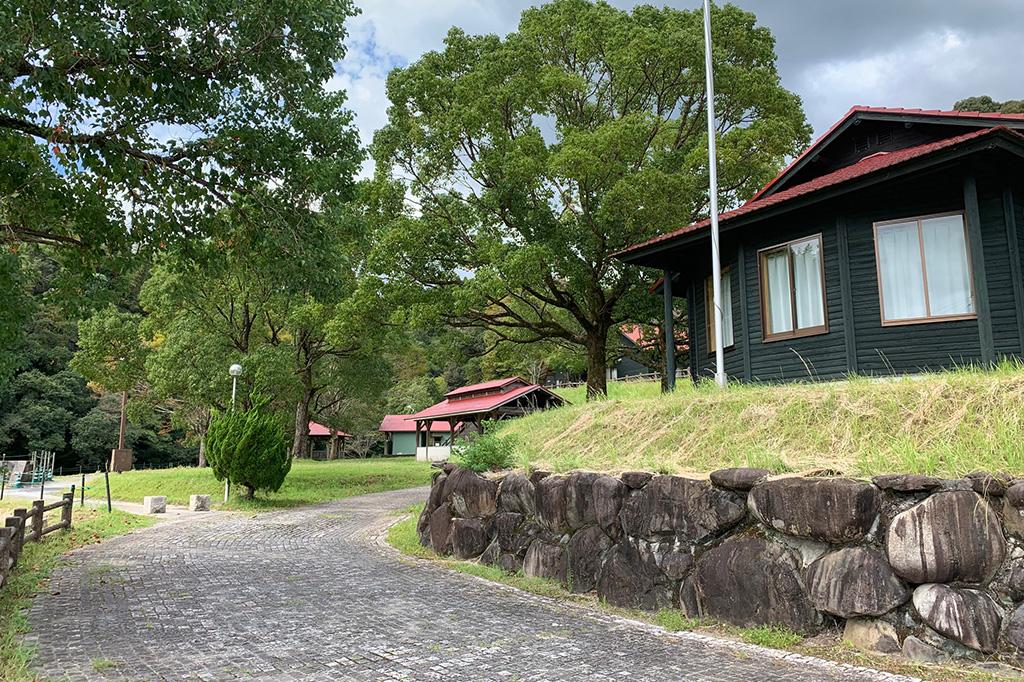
<box><xmin>456</xmin><ymin>432</ymin><xmax>520</xmax><ymax>472</ymax></box>
<box><xmin>205</xmin><ymin>402</ymin><xmax>291</xmax><ymax>499</ymax></box>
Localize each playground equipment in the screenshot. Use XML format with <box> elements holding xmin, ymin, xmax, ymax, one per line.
<box><xmin>4</xmin><ymin>451</ymin><xmax>55</xmax><ymax>488</ymax></box>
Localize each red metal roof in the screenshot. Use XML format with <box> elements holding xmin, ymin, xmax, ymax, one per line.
<box><xmin>749</xmin><ymin>105</ymin><xmax>1024</xmax><ymax>202</ymax></box>
<box><xmin>408</xmin><ymin>383</ymin><xmax>564</xmax><ymax>422</ymax></box>
<box><xmin>308</xmin><ymin>421</ymin><xmax>351</xmax><ymax>438</ymax></box>
<box><xmin>445</xmin><ymin>377</ymin><xmax>528</xmax><ymax>399</ymax></box>
<box><xmin>616</xmin><ymin>126</ymin><xmax>1024</xmax><ymax>258</ymax></box>
<box><xmin>378</xmin><ymin>415</ymin><xmax>458</xmax><ymax>433</ymax></box>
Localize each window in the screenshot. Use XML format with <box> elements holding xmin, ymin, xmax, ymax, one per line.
<box><xmin>874</xmin><ymin>213</ymin><xmax>975</xmax><ymax>325</ymax></box>
<box><xmin>705</xmin><ymin>269</ymin><xmax>734</xmax><ymax>351</ymax></box>
<box><xmin>759</xmin><ymin>235</ymin><xmax>827</xmax><ymax>340</ymax></box>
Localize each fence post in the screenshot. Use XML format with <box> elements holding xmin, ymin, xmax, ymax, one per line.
<box><xmin>61</xmin><ymin>492</ymin><xmax>74</xmax><ymax>529</ymax></box>
<box><xmin>0</xmin><ymin>526</ymin><xmax>12</xmax><ymax>578</ymax></box>
<box><xmin>80</xmin><ymin>471</ymin><xmax>86</xmax><ymax>507</ymax></box>
<box><xmin>31</xmin><ymin>500</ymin><xmax>44</xmax><ymax>542</ymax></box>
<box><xmin>8</xmin><ymin>513</ymin><xmax>25</xmax><ymax>562</ymax></box>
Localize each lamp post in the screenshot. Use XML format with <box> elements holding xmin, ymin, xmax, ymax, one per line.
<box><xmin>225</xmin><ymin>363</ymin><xmax>243</xmax><ymax>502</ymax></box>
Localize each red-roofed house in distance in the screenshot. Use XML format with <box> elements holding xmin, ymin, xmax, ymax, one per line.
<box><xmin>616</xmin><ymin>106</ymin><xmax>1024</xmax><ymax>384</ymax></box>
<box><xmin>378</xmin><ymin>415</ymin><xmax>460</xmax><ymax>457</ymax></box>
<box><xmin>406</xmin><ymin>377</ymin><xmax>566</xmax><ymax>462</ymax></box>
<box><xmin>305</xmin><ymin>421</ymin><xmax>351</xmax><ymax>460</ymax></box>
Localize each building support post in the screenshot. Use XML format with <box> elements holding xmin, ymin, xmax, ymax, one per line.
<box><xmin>964</xmin><ymin>174</ymin><xmax>995</xmax><ymax>366</ymax></box>
<box><xmin>662</xmin><ymin>271</ymin><xmax>676</xmax><ymax>392</ymax></box>
<box><xmin>1002</xmin><ymin>185</ymin><xmax>1024</xmax><ymax>355</ymax></box>
<box><xmin>836</xmin><ymin>215</ymin><xmax>858</xmax><ymax>374</ymax></box>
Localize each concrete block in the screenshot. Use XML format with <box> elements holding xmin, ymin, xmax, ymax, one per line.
<box><xmin>189</xmin><ymin>494</ymin><xmax>211</xmax><ymax>512</ymax></box>
<box><xmin>143</xmin><ymin>496</ymin><xmax>166</xmax><ymax>514</ymax></box>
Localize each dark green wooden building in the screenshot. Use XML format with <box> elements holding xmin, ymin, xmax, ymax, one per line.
<box><xmin>617</xmin><ymin>107</ymin><xmax>1024</xmax><ymax>383</ymax></box>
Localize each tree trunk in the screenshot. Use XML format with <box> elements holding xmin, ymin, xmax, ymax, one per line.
<box><xmin>242</xmin><ymin>483</ymin><xmax>255</xmax><ymax>500</ymax></box>
<box><xmin>198</xmin><ymin>437</ymin><xmax>206</xmax><ymax>468</ymax></box>
<box><xmin>584</xmin><ymin>330</ymin><xmax>609</xmax><ymax>399</ymax></box>
<box><xmin>292</xmin><ymin>399</ymin><xmax>310</xmax><ymax>459</ymax></box>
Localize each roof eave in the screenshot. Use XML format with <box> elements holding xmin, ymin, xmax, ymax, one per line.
<box><xmin>618</xmin><ymin>132</ymin><xmax>1024</xmax><ymax>266</ymax></box>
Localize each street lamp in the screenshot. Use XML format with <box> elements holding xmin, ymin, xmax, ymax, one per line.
<box><xmin>229</xmin><ymin>364</ymin><xmax>243</xmax><ymax>410</ymax></box>
<box><xmin>225</xmin><ymin>363</ymin><xmax>243</xmax><ymax>503</ymax></box>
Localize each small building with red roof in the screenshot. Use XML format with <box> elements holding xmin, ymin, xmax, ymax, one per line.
<box><xmin>405</xmin><ymin>377</ymin><xmax>566</xmax><ymax>461</ymax></box>
<box><xmin>616</xmin><ymin>106</ymin><xmax>1024</xmax><ymax>383</ymax></box>
<box><xmin>378</xmin><ymin>415</ymin><xmax>459</xmax><ymax>457</ymax></box>
<box><xmin>305</xmin><ymin>421</ymin><xmax>351</xmax><ymax>460</ymax></box>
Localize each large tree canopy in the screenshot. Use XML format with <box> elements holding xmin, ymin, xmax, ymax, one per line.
<box><xmin>0</xmin><ymin>0</ymin><xmax>362</xmax><ymax>267</ymax></box>
<box><xmin>371</xmin><ymin>0</ymin><xmax>810</xmax><ymax>398</ymax></box>
<box><xmin>954</xmin><ymin>95</ymin><xmax>1024</xmax><ymax>115</ymax></box>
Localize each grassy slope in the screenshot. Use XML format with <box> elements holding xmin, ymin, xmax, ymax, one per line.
<box><xmin>0</xmin><ymin>501</ymin><xmax>155</xmax><ymax>681</ymax></box>
<box><xmin>386</xmin><ymin>506</ymin><xmax>1012</xmax><ymax>682</ymax></box>
<box><xmin>102</xmin><ymin>457</ymin><xmax>433</xmax><ymax>509</ymax></box>
<box><xmin>503</xmin><ymin>365</ymin><xmax>1024</xmax><ymax>477</ymax></box>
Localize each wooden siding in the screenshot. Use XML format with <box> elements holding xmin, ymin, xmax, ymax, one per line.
<box><xmin>685</xmin><ymin>162</ymin><xmax>1021</xmax><ymax>382</ymax></box>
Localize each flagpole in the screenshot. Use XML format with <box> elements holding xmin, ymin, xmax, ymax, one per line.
<box><xmin>703</xmin><ymin>0</ymin><xmax>727</xmax><ymax>389</ymax></box>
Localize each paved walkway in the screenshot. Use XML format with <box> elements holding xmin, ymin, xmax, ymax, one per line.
<box><xmin>25</xmin><ymin>487</ymin><xmax>917</xmax><ymax>681</ymax></box>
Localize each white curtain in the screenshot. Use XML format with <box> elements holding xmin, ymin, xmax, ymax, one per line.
<box><xmin>877</xmin><ymin>221</ymin><xmax>927</xmax><ymax>321</ymax></box>
<box><xmin>791</xmin><ymin>239</ymin><xmax>824</xmax><ymax>328</ymax></box>
<box><xmin>765</xmin><ymin>250</ymin><xmax>793</xmax><ymax>334</ymax></box>
<box><xmin>720</xmin><ymin>272</ymin><xmax>734</xmax><ymax>347</ymax></box>
<box><xmin>706</xmin><ymin>272</ymin><xmax>735</xmax><ymax>348</ymax></box>
<box><xmin>922</xmin><ymin>215</ymin><xmax>973</xmax><ymax>316</ymax></box>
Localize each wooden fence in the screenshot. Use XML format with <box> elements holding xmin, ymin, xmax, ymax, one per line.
<box><xmin>0</xmin><ymin>492</ymin><xmax>74</xmax><ymax>588</ymax></box>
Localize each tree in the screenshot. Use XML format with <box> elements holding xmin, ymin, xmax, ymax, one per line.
<box><xmin>205</xmin><ymin>401</ymin><xmax>291</xmax><ymax>499</ymax></box>
<box><xmin>954</xmin><ymin>96</ymin><xmax>1024</xmax><ymax>115</ymax></box>
<box><xmin>371</xmin><ymin>0</ymin><xmax>810</xmax><ymax>398</ymax></box>
<box><xmin>1</xmin><ymin>0</ymin><xmax>362</xmax><ymax>275</ymax></box>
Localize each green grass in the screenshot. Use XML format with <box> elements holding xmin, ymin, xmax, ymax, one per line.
<box><xmin>0</xmin><ymin>501</ymin><xmax>155</xmax><ymax>681</ymax></box>
<box><xmin>738</xmin><ymin>624</ymin><xmax>804</xmax><ymax>648</ymax></box>
<box><xmin>502</xmin><ymin>363</ymin><xmax>1024</xmax><ymax>477</ymax></box>
<box><xmin>102</xmin><ymin>457</ymin><xmax>433</xmax><ymax>510</ymax></box>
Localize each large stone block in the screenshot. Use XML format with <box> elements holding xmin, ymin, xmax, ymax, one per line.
<box><xmin>497</xmin><ymin>472</ymin><xmax>536</xmax><ymax>516</ymax></box>
<box><xmin>619</xmin><ymin>475</ymin><xmax>745</xmax><ymax>543</ymax></box>
<box><xmin>565</xmin><ymin>472</ymin><xmax>602</xmax><ymax>530</ymax></box>
<box><xmin>427</xmin><ymin>472</ymin><xmax>448</xmax><ymax>510</ymax></box>
<box><xmin>843</xmin><ymin>618</ymin><xmax>901</xmax><ymax>654</ymax></box>
<box><xmin>684</xmin><ymin>534</ymin><xmax>819</xmax><ymax>633</ymax></box>
<box><xmin>592</xmin><ymin>475</ymin><xmax>627</xmax><ymax>534</ymax></box>
<box><xmin>142</xmin><ymin>496</ymin><xmax>166</xmax><ymax>514</ymax></box>
<box><xmin>429</xmin><ymin>505</ymin><xmax>453</xmax><ymax>555</ymax></box>
<box><xmin>535</xmin><ymin>476</ymin><xmax>569</xmax><ymax>533</ymax></box>
<box><xmin>188</xmin><ymin>494</ymin><xmax>211</xmax><ymax>512</ymax></box>
<box><xmin>523</xmin><ymin>540</ymin><xmax>566</xmax><ymax>583</ymax></box>
<box><xmin>492</xmin><ymin>511</ymin><xmax>524</xmax><ymax>552</ymax></box>
<box><xmin>912</xmin><ymin>584</ymin><xmax>1003</xmax><ymax>654</ymax></box>
<box><xmin>887</xmin><ymin>491</ymin><xmax>1005</xmax><ymax>584</ymax></box>
<box><xmin>567</xmin><ymin>525</ymin><xmax>613</xmax><ymax>593</ymax></box>
<box><xmin>443</xmin><ymin>468</ymin><xmax>497</xmax><ymax>518</ymax></box>
<box><xmin>747</xmin><ymin>478</ymin><xmax>879</xmax><ymax>543</ymax></box>
<box><xmin>709</xmin><ymin>468</ymin><xmax>769</xmax><ymax>492</ymax></box>
<box><xmin>450</xmin><ymin>518</ymin><xmax>489</xmax><ymax>560</ymax></box>
<box><xmin>806</xmin><ymin>547</ymin><xmax>909</xmax><ymax>618</ymax></box>
<box><xmin>596</xmin><ymin>540</ymin><xmax>673</xmax><ymax>611</ymax></box>
<box><xmin>871</xmin><ymin>473</ymin><xmax>943</xmax><ymax>493</ymax></box>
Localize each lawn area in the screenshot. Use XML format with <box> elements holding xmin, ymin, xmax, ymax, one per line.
<box><xmin>0</xmin><ymin>500</ymin><xmax>154</xmax><ymax>681</ymax></box>
<box><xmin>100</xmin><ymin>457</ymin><xmax>433</xmax><ymax>510</ymax></box>
<box><xmin>501</xmin><ymin>364</ymin><xmax>1024</xmax><ymax>478</ymax></box>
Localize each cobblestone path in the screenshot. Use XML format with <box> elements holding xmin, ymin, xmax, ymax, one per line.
<box><xmin>26</xmin><ymin>487</ymin><xmax>916</xmax><ymax>681</ymax></box>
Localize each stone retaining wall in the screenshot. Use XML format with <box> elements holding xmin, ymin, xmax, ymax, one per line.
<box><xmin>418</xmin><ymin>465</ymin><xmax>1024</xmax><ymax>662</ymax></box>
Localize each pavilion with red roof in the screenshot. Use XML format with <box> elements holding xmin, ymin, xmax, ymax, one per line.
<box><xmin>616</xmin><ymin>106</ymin><xmax>1024</xmax><ymax>385</ymax></box>
<box><xmin>305</xmin><ymin>421</ymin><xmax>351</xmax><ymax>460</ymax></box>
<box><xmin>405</xmin><ymin>377</ymin><xmax>566</xmax><ymax>461</ymax></box>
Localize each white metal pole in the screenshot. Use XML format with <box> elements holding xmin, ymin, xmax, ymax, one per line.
<box><xmin>231</xmin><ymin>376</ymin><xmax>237</xmax><ymax>410</ymax></box>
<box><xmin>703</xmin><ymin>0</ymin><xmax>727</xmax><ymax>389</ymax></box>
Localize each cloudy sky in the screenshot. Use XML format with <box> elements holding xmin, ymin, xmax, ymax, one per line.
<box><xmin>332</xmin><ymin>0</ymin><xmax>1024</xmax><ymax>174</ymax></box>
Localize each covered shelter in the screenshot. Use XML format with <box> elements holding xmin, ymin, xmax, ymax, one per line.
<box><xmin>407</xmin><ymin>377</ymin><xmax>567</xmax><ymax>462</ymax></box>
<box><xmin>306</xmin><ymin>421</ymin><xmax>351</xmax><ymax>460</ymax></box>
